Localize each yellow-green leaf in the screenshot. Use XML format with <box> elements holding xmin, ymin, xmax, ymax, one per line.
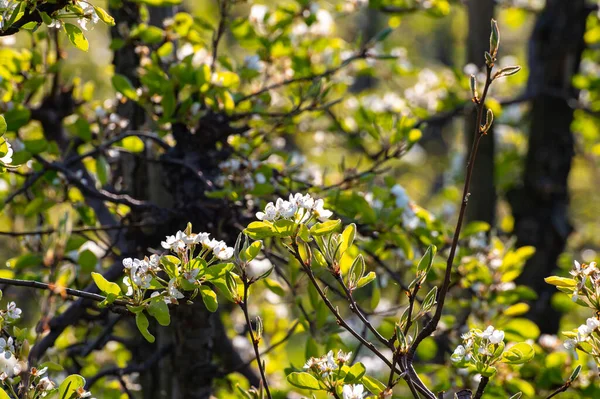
<box><xmin>64</xmin><ymin>23</ymin><xmax>89</xmax><ymax>52</ymax></box>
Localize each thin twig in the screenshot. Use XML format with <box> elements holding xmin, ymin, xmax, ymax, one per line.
<box><xmin>240</xmin><ymin>282</ymin><xmax>272</xmax><ymax>399</ymax></box>
<box><xmin>0</xmin><ymin>277</ymin><xmax>129</xmax><ymax>306</ymax></box>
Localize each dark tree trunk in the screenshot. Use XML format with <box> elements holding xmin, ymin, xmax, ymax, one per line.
<box><xmin>509</xmin><ymin>0</ymin><xmax>589</xmax><ymax>333</ymax></box>
<box><xmin>108</xmin><ymin>3</ymin><xmax>260</xmax><ymax>398</ymax></box>
<box><xmin>465</xmin><ymin>0</ymin><xmax>496</xmax><ymax>226</ymax></box>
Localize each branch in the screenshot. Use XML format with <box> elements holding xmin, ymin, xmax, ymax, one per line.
<box><xmin>473</xmin><ymin>376</ymin><xmax>489</xmax><ymax>399</ymax></box>
<box><xmin>240</xmin><ymin>281</ymin><xmax>272</xmax><ymax>399</ymax></box>
<box><xmin>408</xmin><ymin>64</ymin><xmax>494</xmax><ymax>359</ymax></box>
<box><xmin>0</xmin><ymin>222</ymin><xmax>155</xmax><ymax>237</ymax></box>
<box><xmin>0</xmin><ymin>277</ymin><xmax>129</xmax><ymax>307</ymax></box>
<box><xmin>85</xmin><ymin>344</ymin><xmax>173</xmax><ymax>389</ymax></box>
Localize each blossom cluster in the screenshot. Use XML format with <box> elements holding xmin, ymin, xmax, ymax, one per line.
<box><xmin>256</xmin><ymin>193</ymin><xmax>333</xmax><ymax>222</ymax></box>
<box><xmin>161</xmin><ymin>230</ymin><xmax>234</xmax><ymax>261</ymax></box>
<box><xmin>570</xmin><ymin>260</ymin><xmax>599</xmax><ymax>303</ymax></box>
<box><xmin>563</xmin><ymin>317</ymin><xmax>600</xmax><ymax>360</ymax></box>
<box><xmin>451</xmin><ymin>326</ymin><xmax>505</xmax><ymax>363</ymax></box>
<box><xmin>0</xmin><ymin>293</ymin><xmax>94</xmax><ymax>398</ymax></box>
<box><xmin>390</xmin><ymin>184</ymin><xmax>421</xmax><ymax>230</ymax></box>
<box><xmin>217</xmin><ymin>158</ymin><xmax>266</xmax><ymax>191</ymax></box>
<box><xmin>303</xmin><ymin>350</ymin><xmax>352</xmax><ymax>377</ymax></box>
<box><xmin>47</xmin><ymin>0</ymin><xmax>100</xmax><ymax>31</ymax></box>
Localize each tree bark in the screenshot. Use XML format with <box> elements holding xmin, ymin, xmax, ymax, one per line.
<box><xmin>509</xmin><ymin>0</ymin><xmax>589</xmax><ymax>333</ymax></box>
<box><xmin>465</xmin><ymin>0</ymin><xmax>496</xmax><ymax>226</ymax></box>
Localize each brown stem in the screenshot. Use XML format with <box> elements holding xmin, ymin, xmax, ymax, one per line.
<box><xmin>0</xmin><ymin>277</ymin><xmax>129</xmax><ymax>306</ymax></box>
<box><xmin>473</xmin><ymin>376</ymin><xmax>489</xmax><ymax>399</ymax></box>
<box><xmin>240</xmin><ymin>282</ymin><xmax>272</xmax><ymax>399</ymax></box>
<box><xmin>409</xmin><ymin>64</ymin><xmax>494</xmax><ymax>359</ymax></box>
<box><xmin>333</xmin><ymin>274</ymin><xmax>391</xmax><ymax>347</ymax></box>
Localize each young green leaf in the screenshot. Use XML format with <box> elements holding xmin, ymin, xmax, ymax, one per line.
<box><xmin>136</xmin><ymin>312</ymin><xmax>155</xmax><ymax>343</ymax></box>
<box><xmin>199</xmin><ymin>286</ymin><xmax>218</xmax><ymax>312</ymax></box>
<box><xmin>94</xmin><ymin>6</ymin><xmax>116</xmax><ymax>26</ymax></box>
<box><xmin>91</xmin><ymin>272</ymin><xmax>121</xmax><ymax>296</ymax></box>
<box><xmin>64</xmin><ymin>23</ymin><xmax>89</xmax><ymax>52</ymax></box>
<box><xmin>286</xmin><ymin>372</ymin><xmax>321</xmax><ymax>390</ymax></box>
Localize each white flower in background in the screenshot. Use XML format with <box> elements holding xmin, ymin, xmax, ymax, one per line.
<box><xmin>391</xmin><ymin>184</ymin><xmax>410</xmax><ymax>208</ymax></box>
<box><xmin>244</xmin><ymin>55</ymin><xmax>264</xmax><ymax>72</ymax></box>
<box><xmin>311</xmin><ymin>9</ymin><xmax>334</xmax><ymax>35</ymax></box>
<box><xmin>342</xmin><ymin>384</ymin><xmax>366</xmax><ymax>399</ymax></box>
<box><xmin>0</xmin><ymin>141</ymin><xmax>13</xmax><ymax>165</ymax></box>
<box><xmin>246</xmin><ymin>258</ymin><xmax>273</xmax><ymax>280</ymax></box>
<box><xmin>177</xmin><ymin>43</ymin><xmax>194</xmax><ymax>60</ymax></box>
<box><xmin>5</xmin><ymin>302</ymin><xmax>21</xmax><ymax>321</ymax></box>
<box><xmin>249</xmin><ymin>4</ymin><xmax>269</xmax><ymax>34</ymax></box>
<box><xmin>256</xmin><ymin>202</ymin><xmax>277</xmax><ymax>221</ymax></box>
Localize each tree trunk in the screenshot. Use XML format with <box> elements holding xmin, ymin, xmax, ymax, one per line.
<box><xmin>509</xmin><ymin>0</ymin><xmax>589</xmax><ymax>333</ymax></box>
<box><xmin>465</xmin><ymin>0</ymin><xmax>496</xmax><ymax>226</ymax></box>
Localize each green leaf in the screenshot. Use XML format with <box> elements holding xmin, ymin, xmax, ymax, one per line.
<box><xmin>0</xmin><ymin>115</ymin><xmax>6</xmax><ymax>137</ymax></box>
<box><xmin>132</xmin><ymin>0</ymin><xmax>182</xmax><ymax>5</ymax></box>
<box><xmin>94</xmin><ymin>6</ymin><xmax>115</xmax><ymax>26</ymax></box>
<box><xmin>139</xmin><ymin>25</ymin><xmax>164</xmax><ymax>44</ymax></box>
<box><xmin>147</xmin><ymin>297</ymin><xmax>171</xmax><ymax>326</ymax></box>
<box><xmin>344</xmin><ymin>362</ymin><xmax>366</xmax><ymax>383</ymax></box>
<box><xmin>272</xmin><ymin>219</ymin><xmax>296</xmax><ymax>237</ymax></box>
<box><xmin>286</xmin><ymin>372</ymin><xmax>321</xmax><ymax>390</ymax></box>
<box><xmin>199</xmin><ymin>285</ymin><xmax>218</xmax><ymax>312</ymax></box>
<box><xmin>361</xmin><ymin>375</ymin><xmax>386</xmax><ymax>394</ymax></box>
<box><xmin>112</xmin><ymin>74</ymin><xmax>139</xmax><ymax>101</ymax></box>
<box><xmin>204</xmin><ymin>262</ymin><xmax>234</xmax><ymax>280</ymax></box>
<box><xmin>356</xmin><ymin>272</ymin><xmax>376</xmax><ymax>289</ymax></box>
<box><xmin>58</xmin><ymin>374</ymin><xmax>86</xmax><ymax>399</ymax></box>
<box><xmin>263</xmin><ymin>278</ymin><xmax>285</xmax><ymax>296</ymax></box>
<box><xmin>78</xmin><ymin>250</ymin><xmax>97</xmax><ymax>274</ymax></box>
<box><xmin>416</xmin><ymin>245</ymin><xmax>437</xmax><ymax>276</ymax></box>
<box><xmin>64</xmin><ymin>23</ymin><xmax>89</xmax><ymax>52</ymax></box>
<box><xmin>460</xmin><ymin>221</ymin><xmax>490</xmax><ymax>238</ymax></box>
<box><xmin>544</xmin><ymin>276</ymin><xmax>577</xmax><ymax>288</ymax></box>
<box><xmin>502</xmin><ymin>342</ymin><xmax>535</xmax><ymax>364</ymax></box>
<box><xmin>136</xmin><ymin>312</ymin><xmax>155</xmax><ymax>343</ymax></box>
<box><xmin>0</xmin><ymin>388</ymin><xmax>9</xmax><ymax>399</ymax></box>
<box><xmin>96</xmin><ymin>155</ymin><xmax>109</xmax><ymax>186</ymax></box>
<box><xmin>241</xmin><ymin>240</ymin><xmax>262</xmax><ymax>263</ymax></box>
<box><xmin>91</xmin><ymin>272</ymin><xmax>121</xmax><ymax>296</ymax></box>
<box><xmin>339</xmin><ymin>223</ymin><xmax>356</xmax><ymax>256</ymax></box>
<box><xmin>310</xmin><ymin>219</ymin><xmax>341</xmax><ymax>236</ymax></box>
<box><xmin>244</xmin><ymin>221</ymin><xmax>275</xmax><ymax>240</ymax></box>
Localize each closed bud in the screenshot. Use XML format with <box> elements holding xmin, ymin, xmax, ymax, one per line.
<box><xmin>490</xmin><ymin>19</ymin><xmax>499</xmax><ymax>58</ymax></box>
<box><xmin>470</xmin><ymin>74</ymin><xmax>478</xmax><ymax>101</ymax></box>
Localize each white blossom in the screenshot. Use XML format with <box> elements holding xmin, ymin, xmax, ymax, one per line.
<box><xmin>342</xmin><ymin>384</ymin><xmax>366</xmax><ymax>399</ymax></box>
<box><xmin>5</xmin><ymin>302</ymin><xmax>21</xmax><ymax>321</ymax></box>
